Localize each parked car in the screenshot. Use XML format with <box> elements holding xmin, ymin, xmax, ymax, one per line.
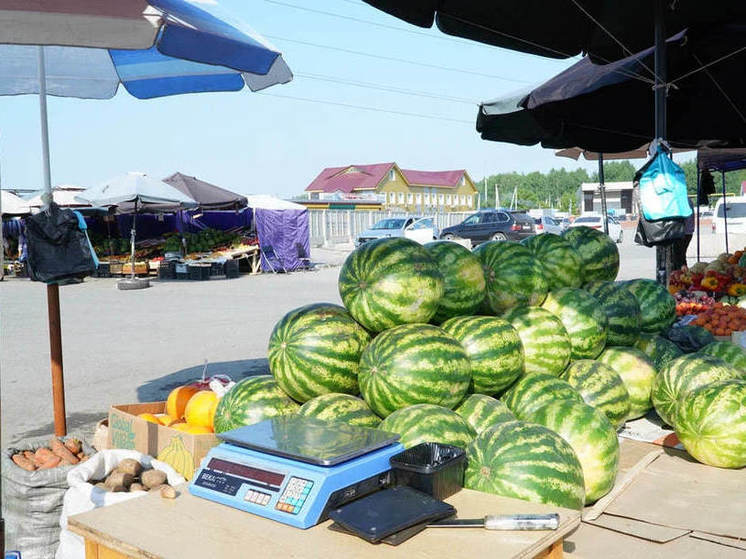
<box><xmin>355</xmin><ymin>216</ymin><xmax>438</xmax><ymax>246</ymax></box>
<box><xmin>560</xmin><ymin>217</ymin><xmax>572</xmax><ymax>231</ymax></box>
<box><xmin>440</xmin><ymin>210</ymin><xmax>535</xmax><ymax>245</ymax></box>
<box><xmin>534</xmin><ymin>216</ymin><xmax>563</xmax><ymax>235</ymax></box>
<box><xmin>569</xmin><ymin>214</ymin><xmax>623</xmax><ymax>243</ymax></box>
<box><xmin>713</xmin><ymin>197</ymin><xmax>746</xmax><ymax>235</ymax></box>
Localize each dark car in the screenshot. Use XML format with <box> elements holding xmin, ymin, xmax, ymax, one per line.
<box><xmin>440</xmin><ymin>210</ymin><xmax>535</xmax><ymax>245</ymax></box>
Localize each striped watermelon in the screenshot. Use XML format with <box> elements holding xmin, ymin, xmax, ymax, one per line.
<box><xmin>623</xmin><ymin>279</ymin><xmax>676</xmax><ymax>333</ymax></box>
<box><xmin>585</xmin><ymin>281</ymin><xmax>641</xmax><ymax>346</ymax></box>
<box><xmin>503</xmin><ymin>307</ymin><xmax>571</xmax><ymax>376</ymax></box>
<box><xmin>597</xmin><ymin>347</ymin><xmax>657</xmax><ymax>420</ymax></box>
<box><xmin>213</xmin><ymin>375</ymin><xmax>299</xmax><ymax>434</ymax></box>
<box><xmin>651</xmin><ymin>354</ymin><xmax>740</xmax><ymax>427</ymax></box>
<box><xmin>634</xmin><ymin>333</ymin><xmax>684</xmax><ymax>372</ymax></box>
<box><xmin>454</xmin><ymin>394</ymin><xmax>516</xmax><ymax>434</ymax></box>
<box><xmin>440</xmin><ymin>316</ymin><xmax>523</xmax><ymax>395</ymax></box>
<box><xmin>501</xmin><ymin>373</ymin><xmax>583</xmax><ymax>420</ymax></box>
<box><xmin>562</xmin><ymin>226</ymin><xmax>619</xmax><ymax>283</ymax></box>
<box><xmin>473</xmin><ymin>241</ymin><xmax>548</xmax><ymax>314</ymax></box>
<box><xmin>561</xmin><ymin>360</ymin><xmax>630</xmax><ymax>429</ymax></box>
<box><xmin>675</xmin><ymin>380</ymin><xmax>746</xmax><ymax>468</ymax></box>
<box><xmin>338</xmin><ymin>237</ymin><xmax>444</xmax><ymax>332</ymax></box>
<box><xmin>358</xmin><ymin>324</ymin><xmax>471</xmax><ymax>417</ymax></box>
<box><xmin>297</xmin><ymin>393</ymin><xmax>380</xmax><ymax>428</ymax></box>
<box><xmin>424</xmin><ymin>241</ymin><xmax>486</xmax><ymax>323</ymax></box>
<box><xmin>541</xmin><ymin>288</ymin><xmax>608</xmax><ymax>359</ymax></box>
<box><xmin>699</xmin><ymin>341</ymin><xmax>746</xmax><ymax>373</ymax></box>
<box><xmin>268</xmin><ymin>304</ymin><xmax>371</xmax><ymax>402</ymax></box>
<box><xmin>530</xmin><ymin>400</ymin><xmax>619</xmax><ymax>504</ymax></box>
<box><xmin>465</xmin><ymin>421</ymin><xmax>585</xmax><ymax>510</ymax></box>
<box><xmin>378</xmin><ymin>404</ymin><xmax>476</xmax><ymax>449</ymax></box>
<box><xmin>522</xmin><ymin>233</ymin><xmax>583</xmax><ymax>290</ymax></box>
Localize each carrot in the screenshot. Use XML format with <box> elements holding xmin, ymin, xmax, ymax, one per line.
<box><xmin>12</xmin><ymin>453</ymin><xmax>36</xmax><ymax>471</ymax></box>
<box><xmin>34</xmin><ymin>447</ymin><xmax>55</xmax><ymax>467</ymax></box>
<box><xmin>64</xmin><ymin>438</ymin><xmax>82</xmax><ymax>455</ymax></box>
<box><xmin>23</xmin><ymin>450</ymin><xmax>36</xmax><ymax>462</ymax></box>
<box><xmin>50</xmin><ymin>437</ymin><xmax>79</xmax><ymax>465</ymax></box>
<box><xmin>38</xmin><ymin>456</ymin><xmax>62</xmax><ymax>469</ymax></box>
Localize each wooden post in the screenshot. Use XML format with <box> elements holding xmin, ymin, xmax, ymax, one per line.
<box><xmin>47</xmin><ymin>283</ymin><xmax>67</xmax><ymax>436</ymax></box>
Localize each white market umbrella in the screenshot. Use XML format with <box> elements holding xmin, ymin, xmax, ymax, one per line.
<box><xmin>81</xmin><ymin>172</ymin><xmax>197</xmax><ymax>280</ymax></box>
<box><xmin>27</xmin><ymin>185</ymin><xmax>91</xmax><ymax>209</ymax></box>
<box><xmin>1</xmin><ymin>190</ymin><xmax>30</xmax><ymax>216</ymax></box>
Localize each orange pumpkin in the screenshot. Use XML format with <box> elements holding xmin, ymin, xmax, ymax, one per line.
<box><xmin>184</xmin><ymin>391</ymin><xmax>219</xmax><ymax>430</ymax></box>
<box><xmin>166</xmin><ymin>385</ymin><xmax>200</xmax><ymax>420</ymax></box>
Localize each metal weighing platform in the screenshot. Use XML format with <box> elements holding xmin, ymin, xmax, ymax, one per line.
<box><xmin>189</xmin><ymin>417</ymin><xmax>404</xmax><ymax>529</ymax></box>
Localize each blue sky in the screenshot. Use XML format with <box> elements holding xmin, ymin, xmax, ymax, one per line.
<box><xmin>1</xmin><ymin>0</ymin><xmax>598</xmax><ymax>197</ymax></box>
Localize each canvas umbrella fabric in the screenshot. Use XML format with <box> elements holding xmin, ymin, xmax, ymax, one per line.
<box><xmin>1</xmin><ymin>190</ymin><xmax>30</xmax><ymax>216</ymax></box>
<box><xmin>361</xmin><ymin>0</ymin><xmax>746</xmax><ymax>63</ymax></box>
<box><xmin>477</xmin><ymin>25</ymin><xmax>746</xmax><ymax>153</ymax></box>
<box><xmin>26</xmin><ymin>185</ymin><xmax>91</xmax><ymax>209</ymax></box>
<box><xmin>0</xmin><ymin>0</ymin><xmax>293</xmax><ymax>438</ymax></box>
<box><xmin>163</xmin><ymin>172</ymin><xmax>248</xmax><ymax>211</ymax></box>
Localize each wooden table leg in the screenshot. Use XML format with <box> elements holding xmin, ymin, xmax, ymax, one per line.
<box><xmin>535</xmin><ymin>538</ymin><xmax>563</xmax><ymax>559</ymax></box>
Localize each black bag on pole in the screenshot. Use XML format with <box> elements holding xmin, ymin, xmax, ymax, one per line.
<box><xmin>633</xmin><ymin>151</ymin><xmax>686</xmax><ymax>247</ymax></box>
<box><xmin>25</xmin><ymin>203</ymin><xmax>97</xmax><ymax>283</ymax></box>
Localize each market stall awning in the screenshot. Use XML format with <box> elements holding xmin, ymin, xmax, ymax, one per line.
<box><xmin>26</xmin><ymin>185</ymin><xmax>91</xmax><ymax>208</ymax></box>
<box><xmin>163</xmin><ymin>172</ymin><xmax>248</xmax><ymax>211</ymax></box>
<box><xmin>80</xmin><ymin>172</ymin><xmax>198</xmax><ymax>213</ymax></box>
<box><xmin>1</xmin><ymin>190</ymin><xmax>31</xmax><ymax>216</ymax></box>
<box><xmin>697</xmin><ymin>148</ymin><xmax>746</xmax><ymax>173</ymax></box>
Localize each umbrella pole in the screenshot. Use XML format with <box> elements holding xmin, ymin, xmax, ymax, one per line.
<box><xmin>130</xmin><ymin>200</ymin><xmax>138</xmax><ymax>279</ymax></box>
<box><xmin>722</xmin><ymin>171</ymin><xmax>729</xmax><ymax>254</ymax></box>
<box><xmin>654</xmin><ymin>0</ymin><xmax>670</xmax><ymax>285</ymax></box>
<box><xmin>38</xmin><ymin>45</ymin><xmax>67</xmax><ymax>436</ymax></box>
<box><xmin>598</xmin><ymin>154</ymin><xmax>609</xmax><ymax>235</ymax></box>
<box><xmin>696</xmin><ymin>168</ymin><xmax>701</xmax><ymax>262</ymax></box>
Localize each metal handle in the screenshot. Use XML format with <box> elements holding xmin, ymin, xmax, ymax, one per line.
<box><xmin>484</xmin><ymin>514</ymin><xmax>559</xmax><ymax>531</ymax></box>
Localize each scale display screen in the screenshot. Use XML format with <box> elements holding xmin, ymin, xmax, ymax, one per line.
<box><xmin>218</xmin><ymin>416</ymin><xmax>400</xmax><ymax>466</ymax></box>
<box><xmin>208</xmin><ymin>458</ymin><xmax>285</xmax><ymax>490</ymax></box>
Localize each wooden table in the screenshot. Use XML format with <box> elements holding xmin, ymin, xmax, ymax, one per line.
<box><xmin>69</xmin><ymin>486</ymin><xmax>579</xmax><ymax>559</ymax></box>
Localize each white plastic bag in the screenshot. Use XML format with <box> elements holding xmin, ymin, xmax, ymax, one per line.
<box><xmin>55</xmin><ymin>449</ymin><xmax>185</xmax><ymax>559</ymax></box>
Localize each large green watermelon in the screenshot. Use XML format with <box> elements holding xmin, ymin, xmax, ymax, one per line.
<box><xmin>424</xmin><ymin>241</ymin><xmax>486</xmax><ymax>323</ymax></box>
<box><xmin>473</xmin><ymin>241</ymin><xmax>548</xmax><ymax>314</ymax></box>
<box><xmin>440</xmin><ymin>316</ymin><xmax>523</xmax><ymax>395</ymax></box>
<box><xmin>501</xmin><ymin>373</ymin><xmax>583</xmax><ymax>420</ymax></box>
<box><xmin>634</xmin><ymin>333</ymin><xmax>684</xmax><ymax>372</ymax></box>
<box><xmin>530</xmin><ymin>400</ymin><xmax>619</xmax><ymax>504</ymax></box>
<box><xmin>338</xmin><ymin>237</ymin><xmax>443</xmax><ymax>332</ymax></box>
<box><xmin>597</xmin><ymin>347</ymin><xmax>657</xmax><ymax>420</ymax></box>
<box><xmin>675</xmin><ymin>380</ymin><xmax>746</xmax><ymax>468</ymax></box>
<box><xmin>213</xmin><ymin>375</ymin><xmax>299</xmax><ymax>433</ymax></box>
<box><xmin>541</xmin><ymin>288</ymin><xmax>608</xmax><ymax>359</ymax></box>
<box><xmin>563</xmin><ymin>226</ymin><xmax>619</xmax><ymax>283</ymax></box>
<box><xmin>378</xmin><ymin>404</ymin><xmax>476</xmax><ymax>449</ymax></box>
<box><xmin>522</xmin><ymin>233</ymin><xmax>583</xmax><ymax>290</ymax></box>
<box><xmin>651</xmin><ymin>354</ymin><xmax>740</xmax><ymax>427</ymax></box>
<box><xmin>561</xmin><ymin>360</ymin><xmax>631</xmax><ymax>429</ymax></box>
<box><xmin>297</xmin><ymin>393</ymin><xmax>380</xmax><ymax>428</ymax></box>
<box><xmin>358</xmin><ymin>324</ymin><xmax>471</xmax><ymax>417</ymax></box>
<box><xmin>465</xmin><ymin>421</ymin><xmax>585</xmax><ymax>510</ymax></box>
<box><xmin>699</xmin><ymin>341</ymin><xmax>746</xmax><ymax>373</ymax></box>
<box><xmin>623</xmin><ymin>279</ymin><xmax>676</xmax><ymax>333</ymax></box>
<box><xmin>586</xmin><ymin>281</ymin><xmax>641</xmax><ymax>346</ymax></box>
<box><xmin>454</xmin><ymin>394</ymin><xmax>515</xmax><ymax>434</ymax></box>
<box><xmin>268</xmin><ymin>304</ymin><xmax>371</xmax><ymax>402</ymax></box>
<box><xmin>503</xmin><ymin>307</ymin><xmax>571</xmax><ymax>376</ymax></box>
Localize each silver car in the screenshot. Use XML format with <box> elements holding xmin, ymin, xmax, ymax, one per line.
<box><xmin>355</xmin><ymin>217</ymin><xmax>439</xmax><ymax>246</ymax></box>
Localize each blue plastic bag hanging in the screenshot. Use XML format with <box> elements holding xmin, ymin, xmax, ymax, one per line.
<box><xmin>638</xmin><ymin>147</ymin><xmax>693</xmax><ymax>221</ymax></box>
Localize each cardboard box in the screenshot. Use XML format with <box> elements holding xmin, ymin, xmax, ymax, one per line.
<box><xmin>108</xmin><ymin>402</ymin><xmax>219</xmax><ymax>480</ymax></box>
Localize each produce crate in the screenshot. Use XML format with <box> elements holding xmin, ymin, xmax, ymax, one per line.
<box><xmin>225</xmin><ymin>258</ymin><xmax>240</xmax><ymax>279</ymax></box>
<box><xmin>108</xmin><ymin>402</ymin><xmax>219</xmax><ymax>481</ymax></box>
<box><xmin>122</xmin><ymin>262</ymin><xmax>149</xmax><ymax>276</ymax></box>
<box><xmin>158</xmin><ymin>261</ymin><xmax>176</xmax><ymax>280</ymax></box>
<box><xmin>96</xmin><ymin>262</ymin><xmax>111</xmax><ymax>278</ymax></box>
<box><xmin>108</xmin><ymin>262</ymin><xmax>124</xmax><ymax>276</ymax></box>
<box><xmin>188</xmin><ymin>264</ymin><xmax>211</xmax><ymax>281</ymax></box>
<box><xmin>210</xmin><ymin>261</ymin><xmax>225</xmax><ymax>277</ymax></box>
<box><xmin>175</xmin><ymin>263</ymin><xmax>188</xmax><ymax>280</ymax></box>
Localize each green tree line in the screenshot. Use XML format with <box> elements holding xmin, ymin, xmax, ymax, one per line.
<box><xmin>477</xmin><ymin>159</ymin><xmax>746</xmax><ymax>212</ymax></box>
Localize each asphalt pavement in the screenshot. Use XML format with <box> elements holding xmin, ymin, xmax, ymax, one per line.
<box><xmin>0</xmin><ymin>236</ymin><xmax>719</xmax><ymax>444</ymax></box>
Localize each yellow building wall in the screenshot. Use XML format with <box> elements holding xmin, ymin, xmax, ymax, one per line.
<box><xmin>373</xmin><ymin>167</ymin><xmax>478</xmax><ymax>212</ymax></box>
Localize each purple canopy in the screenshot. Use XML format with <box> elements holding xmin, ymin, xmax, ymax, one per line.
<box><xmin>247</xmin><ymin>196</ymin><xmax>310</xmax><ymax>272</ymax></box>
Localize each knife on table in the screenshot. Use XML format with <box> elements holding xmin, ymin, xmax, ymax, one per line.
<box><xmin>427</xmin><ymin>513</ymin><xmax>560</xmax><ymax>531</ymax></box>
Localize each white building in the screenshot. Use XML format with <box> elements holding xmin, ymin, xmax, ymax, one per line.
<box><xmin>576</xmin><ymin>181</ymin><xmax>634</xmax><ymax>215</ymax></box>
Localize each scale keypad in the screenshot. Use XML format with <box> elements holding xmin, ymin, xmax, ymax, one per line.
<box><xmin>275</xmin><ymin>477</ymin><xmax>313</xmax><ymax>515</ymax></box>
<box><xmin>244</xmin><ymin>489</ymin><xmax>271</xmax><ymax>506</ymax></box>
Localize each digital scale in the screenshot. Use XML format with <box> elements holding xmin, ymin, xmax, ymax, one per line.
<box><xmin>189</xmin><ymin>416</ymin><xmax>404</xmax><ymax>529</ymax></box>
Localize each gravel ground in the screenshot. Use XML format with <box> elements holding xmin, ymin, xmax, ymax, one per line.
<box><xmin>0</xmin><ymin>235</ymin><xmax>723</xmax><ymax>444</ymax></box>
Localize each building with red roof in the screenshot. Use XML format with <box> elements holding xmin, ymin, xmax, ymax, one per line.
<box><xmin>303</xmin><ymin>162</ymin><xmax>477</xmax><ymax>211</ymax></box>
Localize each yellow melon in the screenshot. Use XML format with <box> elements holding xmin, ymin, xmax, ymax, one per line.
<box><xmin>138</xmin><ymin>413</ymin><xmax>161</xmax><ymax>425</ymax></box>
<box><xmin>166</xmin><ymin>385</ymin><xmax>200</xmax><ymax>420</ymax></box>
<box><xmin>184</xmin><ymin>391</ymin><xmax>219</xmax><ymax>430</ymax></box>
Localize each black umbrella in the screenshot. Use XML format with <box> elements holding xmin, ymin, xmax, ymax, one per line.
<box><xmin>477</xmin><ymin>25</ymin><xmax>746</xmax><ymax>153</ymax></box>
<box><xmin>362</xmin><ymin>0</ymin><xmax>746</xmax><ymax>63</ymax></box>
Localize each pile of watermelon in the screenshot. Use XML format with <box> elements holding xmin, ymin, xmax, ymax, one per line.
<box><xmin>210</xmin><ymin>228</ymin><xmax>746</xmax><ymax>515</ymax></box>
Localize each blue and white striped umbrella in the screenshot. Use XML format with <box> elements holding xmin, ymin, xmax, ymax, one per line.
<box><xmin>0</xmin><ymin>0</ymin><xmax>292</xmax><ymax>99</ymax></box>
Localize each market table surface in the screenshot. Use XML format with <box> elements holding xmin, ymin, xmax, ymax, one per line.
<box><xmin>68</xmin><ymin>486</ymin><xmax>580</xmax><ymax>559</ymax></box>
